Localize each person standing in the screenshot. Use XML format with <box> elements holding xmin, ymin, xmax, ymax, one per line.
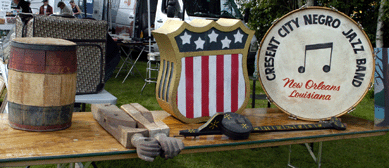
<box><xmin>13</xmin><ymin>0</ymin><xmax>32</xmax><ymax>13</ymax></box>
<box><xmin>39</xmin><ymin>0</ymin><xmax>53</xmax><ymax>16</ymax></box>
<box><xmin>25</xmin><ymin>1</ymin><xmax>32</xmax><ymax>13</ymax></box>
<box><xmin>69</xmin><ymin>0</ymin><xmax>82</xmax><ymax>18</ymax></box>
<box><xmin>57</xmin><ymin>1</ymin><xmax>73</xmax><ymax>16</ymax></box>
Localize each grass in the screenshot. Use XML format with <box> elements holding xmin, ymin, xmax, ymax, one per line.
<box><xmin>6</xmin><ymin>59</ymin><xmax>389</xmax><ymax>168</ymax></box>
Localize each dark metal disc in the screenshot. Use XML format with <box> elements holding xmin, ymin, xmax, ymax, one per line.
<box><xmin>221</xmin><ymin>112</ymin><xmax>253</xmax><ymax>140</ymax></box>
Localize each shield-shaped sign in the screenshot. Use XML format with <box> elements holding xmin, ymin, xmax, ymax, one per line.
<box><xmin>153</xmin><ymin>19</ymin><xmax>255</xmax><ymax>123</ymax></box>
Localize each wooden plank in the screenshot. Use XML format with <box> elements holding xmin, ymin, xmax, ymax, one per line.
<box><xmin>121</xmin><ymin>104</ymin><xmax>162</xmax><ymax>138</ymax></box>
<box><xmin>121</xmin><ymin>104</ymin><xmax>152</xmax><ymax>127</ymax></box>
<box><xmin>154</xmin><ymin>120</ymin><xmax>170</xmax><ymax>136</ymax></box>
<box><xmin>121</xmin><ymin>104</ymin><xmax>170</xmax><ymax>138</ymax></box>
<box><xmin>91</xmin><ymin>104</ymin><xmax>136</xmax><ymax>128</ymax></box>
<box><xmin>129</xmin><ymin>103</ymin><xmax>170</xmax><ymax>136</ymax></box>
<box><xmin>130</xmin><ymin>103</ymin><xmax>154</xmax><ymax>123</ymax></box>
<box><xmin>91</xmin><ymin>104</ymin><xmax>144</xmax><ymax>148</ymax></box>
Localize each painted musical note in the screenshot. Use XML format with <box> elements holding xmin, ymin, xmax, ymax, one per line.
<box><xmin>298</xmin><ymin>42</ymin><xmax>333</xmax><ymax>73</ymax></box>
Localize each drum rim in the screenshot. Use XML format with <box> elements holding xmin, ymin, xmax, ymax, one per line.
<box><xmin>256</xmin><ymin>6</ymin><xmax>375</xmax><ymax>121</ymax></box>
<box><xmin>11</xmin><ymin>40</ymin><xmax>77</xmax><ymax>51</ymax></box>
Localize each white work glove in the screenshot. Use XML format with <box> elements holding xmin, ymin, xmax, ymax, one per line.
<box><xmin>131</xmin><ymin>133</ymin><xmax>161</xmax><ymax>162</ymax></box>
<box><xmin>154</xmin><ymin>133</ymin><xmax>185</xmax><ymax>159</ymax></box>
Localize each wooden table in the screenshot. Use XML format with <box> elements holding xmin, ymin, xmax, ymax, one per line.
<box><xmin>0</xmin><ymin>108</ymin><xmax>388</xmax><ymax>166</ymax></box>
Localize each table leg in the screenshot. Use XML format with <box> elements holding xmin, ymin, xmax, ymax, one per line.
<box><xmin>115</xmin><ymin>47</ymin><xmax>133</xmax><ymax>78</ymax></box>
<box><xmin>287</xmin><ymin>145</ymin><xmax>297</xmax><ymax>168</ymax></box>
<box><xmin>56</xmin><ymin>162</ymin><xmax>93</xmax><ymax>168</ymax></box>
<box><xmin>287</xmin><ymin>142</ymin><xmax>323</xmax><ymax>168</ymax></box>
<box><xmin>141</xmin><ymin>82</ymin><xmax>148</xmax><ymax>93</ymax></box>
<box><xmin>57</xmin><ymin>163</ymin><xmax>73</xmax><ymax>168</ymax></box>
<box><xmin>317</xmin><ymin>141</ymin><xmax>323</xmax><ymax>168</ymax></box>
<box><xmin>81</xmin><ymin>103</ymin><xmax>86</xmax><ymax>112</ymax></box>
<box><xmin>122</xmin><ymin>46</ymin><xmax>145</xmax><ymax>83</ymax></box>
<box><xmin>0</xmin><ymin>93</ymin><xmax>7</xmax><ymax>113</ymax></box>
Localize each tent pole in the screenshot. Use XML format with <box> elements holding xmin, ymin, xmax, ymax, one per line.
<box><xmin>148</xmin><ymin>0</ymin><xmax>151</xmax><ymax>53</ymax></box>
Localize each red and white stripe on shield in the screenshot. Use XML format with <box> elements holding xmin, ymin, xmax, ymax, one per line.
<box><xmin>177</xmin><ymin>54</ymin><xmax>246</xmax><ymax>118</ymax></box>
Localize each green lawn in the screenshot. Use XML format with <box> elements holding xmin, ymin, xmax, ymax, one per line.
<box><xmin>7</xmin><ymin>60</ymin><xmax>388</xmax><ymax>168</ymax></box>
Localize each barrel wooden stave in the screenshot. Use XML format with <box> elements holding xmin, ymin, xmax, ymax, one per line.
<box><xmin>9</xmin><ymin>46</ymin><xmax>77</xmax><ymax>74</ymax></box>
<box><xmin>8</xmin><ymin>70</ymin><xmax>76</xmax><ymax>107</ymax></box>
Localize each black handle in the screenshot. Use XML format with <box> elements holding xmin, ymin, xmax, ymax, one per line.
<box><xmin>179</xmin><ymin>129</ymin><xmax>223</xmax><ymax>137</ymax></box>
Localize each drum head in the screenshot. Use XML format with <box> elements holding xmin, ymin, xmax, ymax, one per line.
<box><xmin>13</xmin><ymin>37</ymin><xmax>76</xmax><ymax>46</ymax></box>
<box><xmin>257</xmin><ymin>7</ymin><xmax>374</xmax><ymax>121</ymax></box>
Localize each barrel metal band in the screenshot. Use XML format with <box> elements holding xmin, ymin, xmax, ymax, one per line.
<box><xmin>9</xmin><ymin>121</ymin><xmax>72</xmax><ymax>131</ymax></box>
<box><xmin>8</xmin><ymin>102</ymin><xmax>74</xmax><ymax>131</ymax></box>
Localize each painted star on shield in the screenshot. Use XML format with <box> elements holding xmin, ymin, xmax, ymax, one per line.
<box><xmin>194</xmin><ymin>37</ymin><xmax>205</xmax><ymax>50</ymax></box>
<box><xmin>180</xmin><ymin>32</ymin><xmax>192</xmax><ymax>45</ymax></box>
<box><xmin>234</xmin><ymin>30</ymin><xmax>244</xmax><ymax>43</ymax></box>
<box><xmin>221</xmin><ymin>36</ymin><xmax>231</xmax><ymax>49</ymax></box>
<box><xmin>208</xmin><ymin>30</ymin><xmax>218</xmax><ymax>43</ymax></box>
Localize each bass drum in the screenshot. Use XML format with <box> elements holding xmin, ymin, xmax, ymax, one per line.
<box><xmin>257</xmin><ymin>7</ymin><xmax>374</xmax><ymax>121</ymax></box>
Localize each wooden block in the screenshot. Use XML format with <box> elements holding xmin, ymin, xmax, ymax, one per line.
<box><xmin>130</xmin><ymin>103</ymin><xmax>154</xmax><ymax>123</ymax></box>
<box><xmin>92</xmin><ymin>104</ymin><xmax>136</xmax><ymax>128</ymax></box>
<box><xmin>91</xmin><ymin>104</ymin><xmax>143</xmax><ymax>148</ymax></box>
<box><xmin>154</xmin><ymin>120</ymin><xmax>170</xmax><ymax>136</ymax></box>
<box><xmin>122</xmin><ymin>104</ymin><xmax>170</xmax><ymax>137</ymax></box>
<box><xmin>92</xmin><ymin>104</ymin><xmax>171</xmax><ymax>148</ymax></box>
<box><xmin>130</xmin><ymin>103</ymin><xmax>170</xmax><ymax>136</ymax></box>
<box><xmin>120</xmin><ymin>104</ymin><xmax>152</xmax><ymax>128</ymax></box>
<box><xmin>133</xmin><ymin>103</ymin><xmax>170</xmax><ymax>135</ymax></box>
<box><xmin>119</xmin><ymin>125</ymin><xmax>148</xmax><ymax>148</ymax></box>
<box><xmin>121</xmin><ymin>104</ymin><xmax>163</xmax><ymax>138</ymax></box>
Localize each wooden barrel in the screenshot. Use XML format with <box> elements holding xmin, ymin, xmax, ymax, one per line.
<box><xmin>7</xmin><ymin>37</ymin><xmax>77</xmax><ymax>131</ymax></box>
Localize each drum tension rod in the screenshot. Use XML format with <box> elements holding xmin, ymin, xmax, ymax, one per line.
<box><xmin>299</xmin><ymin>4</ymin><xmax>307</xmax><ymax>9</ymax></box>
<box><xmin>288</xmin><ymin>115</ymin><xmax>298</xmax><ymax>120</ymax></box>
<box><xmin>266</xmin><ymin>97</ymin><xmax>274</xmax><ymax>104</ymax></box>
<box><xmin>374</xmin><ymin>49</ymin><xmax>381</xmax><ymax>57</ymax></box>
<box><xmin>271</xmin><ymin>18</ymin><xmax>279</xmax><ymax>25</ymax></box>
<box><xmin>319</xmin><ymin>120</ymin><xmax>329</xmax><ymax>123</ymax></box>
<box><xmin>357</xmin><ymin>22</ymin><xmax>364</xmax><ymax>30</ymax></box>
<box><xmin>330</xmin><ymin>6</ymin><xmax>338</xmax><ymax>11</ymax></box>
<box><xmin>369</xmin><ymin>83</ymin><xmax>374</xmax><ymax>91</ymax></box>
<box><xmin>347</xmin><ymin>107</ymin><xmax>356</xmax><ymax>114</ymax></box>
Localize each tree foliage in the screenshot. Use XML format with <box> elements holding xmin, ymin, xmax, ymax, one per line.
<box><xmin>237</xmin><ymin>0</ymin><xmax>388</xmax><ymax>47</ymax></box>
<box><xmin>236</xmin><ymin>0</ymin><xmax>299</xmax><ymax>40</ymax></box>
